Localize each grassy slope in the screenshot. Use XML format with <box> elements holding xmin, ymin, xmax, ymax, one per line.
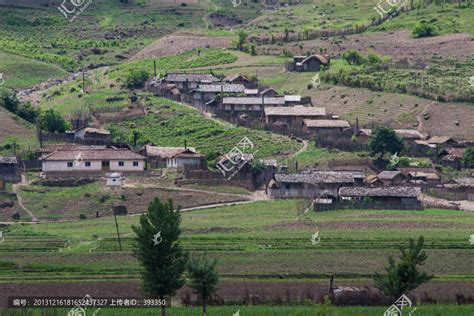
<box><xmin>0</xmin><ymin>52</ymin><xmax>67</xmax><ymax>89</ymax></box>
<box><xmin>109</xmin><ymin>96</ymin><xmax>302</xmax><ymax>159</ymax></box>
<box><xmin>0</xmin><ymin>108</ymin><xmax>37</xmax><ymax>155</ymax></box>
<box><xmin>3</xmin><ymin>202</ymin><xmax>473</xmax><ymax>280</ymax></box>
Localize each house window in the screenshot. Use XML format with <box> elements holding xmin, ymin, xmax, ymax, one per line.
<box><xmin>118</xmin><ymin>161</ymin><xmax>125</xmax><ymax>167</ymax></box>
<box><xmin>133</xmin><ymin>161</ymin><xmax>139</xmax><ymax>167</ymax></box>
<box><xmin>67</xmin><ymin>162</ymin><xmax>73</xmax><ymax>167</ymax></box>
<box><xmin>85</xmin><ymin>161</ymin><xmax>91</xmax><ymax>167</ymax></box>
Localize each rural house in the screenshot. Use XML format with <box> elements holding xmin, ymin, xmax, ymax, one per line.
<box><xmin>41</xmin><ymin>147</ymin><xmax>145</xmax><ymax>176</ymax></box>
<box><xmin>338</xmin><ymin>186</ymin><xmax>421</xmax><ymax>208</ymax></box>
<box><xmin>161</xmin><ymin>73</ymin><xmax>219</xmax><ymax>92</ymax></box>
<box><xmin>191</xmin><ymin>84</ymin><xmax>245</xmax><ymax>111</ymax></box>
<box><xmin>374</xmin><ymin>170</ymin><xmax>407</xmax><ymax>186</ymax></box>
<box><xmin>264</xmin><ymin>106</ymin><xmax>327</xmax><ymax>126</ymax></box>
<box><xmin>437</xmin><ymin>147</ymin><xmax>465</xmax><ymax>169</ymax></box>
<box><xmin>220</xmin><ymin>97</ymin><xmax>285</xmax><ymax>114</ymax></box>
<box><xmin>223</xmin><ymin>74</ymin><xmax>251</xmax><ymax>86</ymax></box>
<box><xmin>394</xmin><ymin>129</ymin><xmax>427</xmax><ymax>145</ymax></box>
<box><xmin>260</xmin><ymin>88</ymin><xmax>279</xmax><ymax>97</ymax></box>
<box><xmin>73</xmin><ymin>127</ymin><xmax>112</xmax><ymax>144</ymax></box>
<box><xmin>139</xmin><ymin>145</ymin><xmax>197</xmax><ymax>168</ymax></box>
<box><xmin>426</xmin><ymin>136</ymin><xmax>458</xmax><ymax>147</ymax></box>
<box><xmin>286</xmin><ymin>54</ymin><xmax>330</xmax><ymax>72</ymax></box>
<box><xmin>267</xmin><ymin>171</ymin><xmax>364</xmax><ymax>199</ymax></box>
<box><xmin>397</xmin><ymin>167</ymin><xmax>441</xmax><ymax>185</ymax></box>
<box><xmin>302</xmin><ymin>119</ymin><xmax>351</xmax><ymax>137</ymax></box>
<box><xmin>166</xmin><ymin>148</ymin><xmax>206</xmax><ymax>169</ymax></box>
<box><xmin>0</xmin><ymin>156</ymin><xmax>19</xmax><ymax>183</ymax></box>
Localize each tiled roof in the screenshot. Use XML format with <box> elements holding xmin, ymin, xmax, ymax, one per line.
<box><xmin>275</xmin><ymin>171</ymin><xmax>364</xmax><ymax>184</ymax></box>
<box><xmin>224</xmin><ymin>74</ymin><xmax>249</xmax><ymax>82</ymax></box>
<box><xmin>42</xmin><ymin>149</ymin><xmax>145</xmax><ymax>161</ymax></box>
<box><xmin>284</xmin><ymin>95</ymin><xmax>301</xmax><ymax>102</ymax></box>
<box><xmin>454</xmin><ymin>177</ymin><xmax>474</xmax><ymax>187</ymax></box>
<box><xmin>339</xmin><ymin>186</ymin><xmax>421</xmax><ymax>198</ymax></box>
<box><xmin>427</xmin><ymin>136</ymin><xmax>454</xmax><ymax>144</ymax></box>
<box><xmin>0</xmin><ymin>156</ymin><xmax>17</xmax><ymax>164</ymax></box>
<box><xmin>173</xmin><ymin>148</ymin><xmax>204</xmax><ymax>158</ymax></box>
<box><xmin>193</xmin><ymin>84</ymin><xmax>245</xmax><ymax>93</ymax></box>
<box><xmin>222</xmin><ymin>97</ymin><xmax>285</xmax><ymax>105</ymax></box>
<box><xmin>39</xmin><ymin>144</ymin><xmax>107</xmax><ymax>153</ymax></box>
<box><xmin>265</xmin><ymin>106</ymin><xmax>326</xmax><ymax>117</ymax></box>
<box><xmin>80</xmin><ymin>127</ymin><xmax>110</xmax><ymax>135</ymax></box>
<box><xmin>164</xmin><ymin>73</ymin><xmax>219</xmax><ymax>83</ymax></box>
<box><xmin>377</xmin><ymin>171</ymin><xmax>403</xmax><ymax>180</ymax></box>
<box><xmin>300</xmin><ymin>54</ymin><xmax>329</xmax><ymax>65</ymax></box>
<box><xmin>303</xmin><ymin>119</ymin><xmax>350</xmax><ymax>128</ymax></box>
<box><xmin>144</xmin><ymin>145</ymin><xmax>196</xmax><ymax>158</ymax></box>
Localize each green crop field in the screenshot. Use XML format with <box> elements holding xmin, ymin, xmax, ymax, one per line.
<box><xmin>1</xmin><ymin>201</ymin><xmax>473</xmax><ymax>281</ymax></box>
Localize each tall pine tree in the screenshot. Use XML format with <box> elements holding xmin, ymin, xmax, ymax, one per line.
<box><xmin>132</xmin><ymin>198</ymin><xmax>188</xmax><ymax>316</ymax></box>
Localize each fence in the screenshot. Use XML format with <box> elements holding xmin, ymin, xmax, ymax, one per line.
<box><xmin>426</xmin><ymin>187</ymin><xmax>468</xmax><ymax>201</ymax></box>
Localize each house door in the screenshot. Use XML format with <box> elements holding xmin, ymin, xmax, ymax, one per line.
<box><xmin>102</xmin><ymin>161</ymin><xmax>110</xmax><ymax>170</ymax></box>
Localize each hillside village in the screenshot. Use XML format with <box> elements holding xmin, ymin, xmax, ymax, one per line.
<box><xmin>0</xmin><ymin>0</ymin><xmax>473</xmax><ymax>314</ymax></box>
<box><xmin>1</xmin><ymin>62</ymin><xmax>473</xmax><ymax>219</ymax></box>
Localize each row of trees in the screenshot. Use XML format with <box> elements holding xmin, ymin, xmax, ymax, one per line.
<box><xmin>133</xmin><ymin>198</ymin><xmax>219</xmax><ymax>316</ymax></box>
<box><xmin>134</xmin><ymin>198</ymin><xmax>434</xmax><ymax>314</ymax></box>
<box><xmin>0</xmin><ymin>89</ymin><xmax>68</xmax><ymax>133</ymax></box>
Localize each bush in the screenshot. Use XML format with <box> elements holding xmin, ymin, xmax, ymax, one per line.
<box><xmin>17</xmin><ymin>102</ymin><xmax>40</xmax><ymax>123</ymax></box>
<box><xmin>412</xmin><ymin>21</ymin><xmax>435</xmax><ymax>38</ymax></box>
<box><xmin>79</xmin><ymin>214</ymin><xmax>87</xmax><ymax>220</ymax></box>
<box><xmin>39</xmin><ymin>109</ymin><xmax>68</xmax><ymax>133</ymax></box>
<box><xmin>0</xmin><ymin>89</ymin><xmax>20</xmax><ymax>113</ymax></box>
<box><xmin>125</xmin><ymin>69</ymin><xmax>149</xmax><ymax>89</ymax></box>
<box><xmin>342</xmin><ymin>49</ymin><xmax>365</xmax><ymax>65</ymax></box>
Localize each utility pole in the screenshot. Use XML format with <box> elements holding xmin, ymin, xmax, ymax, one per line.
<box><xmin>82</xmin><ymin>70</ymin><xmax>85</xmax><ymax>94</ymax></box>
<box><xmin>113</xmin><ymin>211</ymin><xmax>123</xmax><ymax>251</ymax></box>
<box><xmin>153</xmin><ymin>60</ymin><xmax>157</xmax><ymax>78</ymax></box>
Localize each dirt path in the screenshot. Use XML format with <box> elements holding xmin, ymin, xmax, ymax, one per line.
<box><xmin>12</xmin><ymin>175</ymin><xmax>39</xmax><ymax>222</ymax></box>
<box><xmin>421</xmin><ymin>194</ymin><xmax>474</xmax><ymax>212</ymax></box>
<box><xmin>289</xmin><ymin>139</ymin><xmax>309</xmax><ymax>159</ymax></box>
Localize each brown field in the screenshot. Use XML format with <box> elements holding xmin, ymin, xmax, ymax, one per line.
<box><xmin>131</xmin><ymin>35</ymin><xmax>232</xmax><ymax>60</ymax></box>
<box><xmin>0</xmin><ymin>279</ymin><xmax>472</xmax><ymax>307</ymax></box>
<box><xmin>259</xmin><ymin>31</ymin><xmax>474</xmax><ymax>62</ymax></box>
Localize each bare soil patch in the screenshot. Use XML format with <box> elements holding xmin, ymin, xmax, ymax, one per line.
<box><xmin>131</xmin><ymin>34</ymin><xmax>232</xmax><ymax>60</ymax></box>
<box><xmin>0</xmin><ymin>280</ymin><xmax>472</xmax><ymax>307</ymax></box>
<box><xmin>260</xmin><ymin>31</ymin><xmax>474</xmax><ymax>62</ymax></box>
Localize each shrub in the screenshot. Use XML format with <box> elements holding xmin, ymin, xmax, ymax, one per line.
<box><xmin>125</xmin><ymin>69</ymin><xmax>149</xmax><ymax>89</ymax></box>
<box><xmin>413</xmin><ymin>21</ymin><xmax>435</xmax><ymax>38</ymax></box>
<box><xmin>39</xmin><ymin>109</ymin><xmax>68</xmax><ymax>133</ymax></box>
<box><xmin>342</xmin><ymin>49</ymin><xmax>365</xmax><ymax>65</ymax></box>
<box><xmin>79</xmin><ymin>214</ymin><xmax>87</xmax><ymax>220</ymax></box>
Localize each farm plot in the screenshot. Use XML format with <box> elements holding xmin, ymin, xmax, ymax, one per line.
<box><xmin>16</xmin><ymin>181</ymin><xmax>250</xmax><ymax>221</ymax></box>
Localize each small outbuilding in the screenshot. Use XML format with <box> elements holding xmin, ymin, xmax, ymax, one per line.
<box><xmin>106</xmin><ymin>173</ymin><xmax>122</xmax><ymax>187</ymax></box>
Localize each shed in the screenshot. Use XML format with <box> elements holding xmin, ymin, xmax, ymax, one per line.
<box><xmin>264</xmin><ymin>106</ymin><xmax>327</xmax><ymax>126</ymax></box>
<box><xmin>339</xmin><ymin>186</ymin><xmax>421</xmax><ymax>206</ymax></box>
<box><xmin>106</xmin><ymin>173</ymin><xmax>122</xmax><ymax>187</ymax></box>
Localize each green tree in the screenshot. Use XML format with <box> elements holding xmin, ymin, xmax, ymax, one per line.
<box><xmin>17</xmin><ymin>102</ymin><xmax>40</xmax><ymax>123</ymax></box>
<box><xmin>374</xmin><ymin>236</ymin><xmax>433</xmax><ymax>297</ymax></box>
<box><xmin>132</xmin><ymin>198</ymin><xmax>188</xmax><ymax>316</ymax></box>
<box><xmin>187</xmin><ymin>254</ymin><xmax>219</xmax><ymax>316</ymax></box>
<box><xmin>0</xmin><ymin>89</ymin><xmax>20</xmax><ymax>113</ymax></box>
<box><xmin>39</xmin><ymin>109</ymin><xmax>68</xmax><ymax>133</ymax></box>
<box><xmin>126</xmin><ymin>69</ymin><xmax>149</xmax><ymax>89</ymax></box>
<box><xmin>462</xmin><ymin>147</ymin><xmax>474</xmax><ymax>168</ymax></box>
<box><xmin>368</xmin><ymin>126</ymin><xmax>405</xmax><ymax>159</ymax></box>
<box><xmin>236</xmin><ymin>30</ymin><xmax>247</xmax><ymax>51</ymax></box>
<box><xmin>342</xmin><ymin>49</ymin><xmax>365</xmax><ymax>65</ymax></box>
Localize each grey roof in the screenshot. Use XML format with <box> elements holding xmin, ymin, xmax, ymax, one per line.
<box><xmin>222</xmin><ymin>97</ymin><xmax>285</xmax><ymax>105</ymax></box>
<box><xmin>144</xmin><ymin>145</ymin><xmax>197</xmax><ymax>158</ymax></box>
<box><xmin>303</xmin><ymin>119</ymin><xmax>350</xmax><ymax>128</ymax></box>
<box><xmin>164</xmin><ymin>73</ymin><xmax>219</xmax><ymax>83</ymax></box>
<box><xmin>265</xmin><ymin>106</ymin><xmax>326</xmax><ymax>117</ymax></box>
<box><xmin>275</xmin><ymin>171</ymin><xmax>364</xmax><ymax>184</ymax></box>
<box><xmin>339</xmin><ymin>186</ymin><xmax>421</xmax><ymax>198</ymax></box>
<box><xmin>427</xmin><ymin>136</ymin><xmax>454</xmax><ymax>144</ymax></box>
<box><xmin>377</xmin><ymin>171</ymin><xmax>403</xmax><ymax>180</ymax></box>
<box><xmin>193</xmin><ymin>84</ymin><xmax>245</xmax><ymax>93</ymax></box>
<box><xmin>395</xmin><ymin>129</ymin><xmax>426</xmax><ymax>140</ymax></box>
<box><xmin>453</xmin><ymin>177</ymin><xmax>474</xmax><ymax>187</ymax></box>
<box><xmin>0</xmin><ymin>156</ymin><xmax>18</xmax><ymax>164</ymax></box>
<box><xmin>284</xmin><ymin>95</ymin><xmax>301</xmax><ymax>102</ymax></box>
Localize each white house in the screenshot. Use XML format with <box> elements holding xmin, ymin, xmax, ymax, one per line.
<box><xmin>41</xmin><ymin>147</ymin><xmax>145</xmax><ymax>174</ymax></box>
